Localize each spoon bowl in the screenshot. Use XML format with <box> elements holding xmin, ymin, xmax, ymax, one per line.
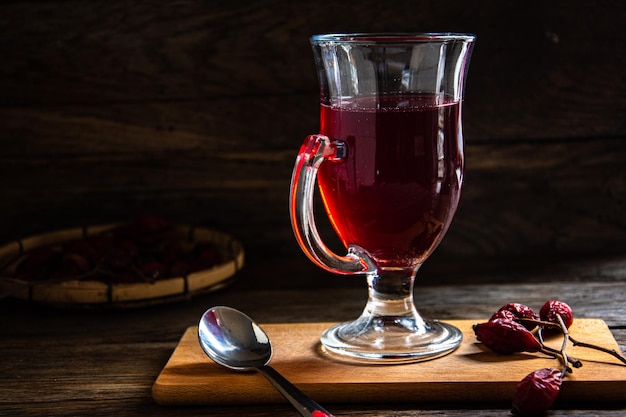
<box><xmin>198</xmin><ymin>306</ymin><xmax>334</xmax><ymax>417</ymax></box>
<box><xmin>198</xmin><ymin>306</ymin><xmax>271</xmax><ymax>370</ymax></box>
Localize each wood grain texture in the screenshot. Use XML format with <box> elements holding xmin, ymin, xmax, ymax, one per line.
<box><xmin>1</xmin><ymin>129</ymin><xmax>624</xmax><ymax>263</ymax></box>
<box><xmin>1</xmin><ymin>0</ymin><xmax>625</xmax><ymax>139</ymax></box>
<box><xmin>0</xmin><ymin>3</ymin><xmax>625</xmax><ymax>414</ymax></box>
<box><xmin>0</xmin><ymin>0</ymin><xmax>625</xmax><ymax>265</ymax></box>
<box><xmin>1</xmin><ymin>274</ymin><xmax>625</xmax><ymax>416</ymax></box>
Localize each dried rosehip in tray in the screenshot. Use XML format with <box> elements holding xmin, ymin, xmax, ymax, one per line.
<box><xmin>102</xmin><ymin>239</ymin><xmax>140</xmax><ymax>271</ymax></box>
<box><xmin>63</xmin><ymin>240</ymin><xmax>98</xmax><ymax>266</ymax></box>
<box><xmin>141</xmin><ymin>261</ymin><xmax>168</xmax><ymax>280</ymax></box>
<box><xmin>14</xmin><ymin>247</ymin><xmax>60</xmax><ymax>281</ymax></box>
<box><xmin>9</xmin><ymin>214</ymin><xmax>226</xmax><ymax>285</ymax></box>
<box><xmin>491</xmin><ymin>303</ymin><xmax>540</xmax><ymax>330</ymax></box>
<box><xmin>512</xmin><ymin>367</ymin><xmax>563</xmax><ymax>416</ymax></box>
<box><xmin>473</xmin><ymin>318</ymin><xmax>543</xmax><ymax>354</ymax></box>
<box><xmin>192</xmin><ymin>242</ymin><xmax>222</xmax><ymax>270</ymax></box>
<box><xmin>51</xmin><ymin>252</ymin><xmax>92</xmax><ymax>279</ymax></box>
<box><xmin>540</xmin><ymin>300</ymin><xmax>574</xmax><ymax>330</ymax></box>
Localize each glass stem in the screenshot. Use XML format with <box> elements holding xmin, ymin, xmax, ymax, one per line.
<box><xmin>361</xmin><ymin>266</ymin><xmax>426</xmax><ymax>330</ymax></box>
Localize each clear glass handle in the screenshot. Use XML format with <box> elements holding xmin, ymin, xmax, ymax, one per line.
<box><xmin>289</xmin><ymin>134</ymin><xmax>377</xmax><ymax>275</ymax></box>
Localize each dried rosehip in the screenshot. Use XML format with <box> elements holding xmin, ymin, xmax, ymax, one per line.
<box><xmin>192</xmin><ymin>242</ymin><xmax>222</xmax><ymax>270</ymax></box>
<box><xmin>492</xmin><ymin>303</ymin><xmax>540</xmax><ymax>330</ymax></box>
<box><xmin>50</xmin><ymin>253</ymin><xmax>91</xmax><ymax>280</ymax></box>
<box><xmin>86</xmin><ymin>234</ymin><xmax>114</xmax><ymax>259</ymax></box>
<box><xmin>473</xmin><ymin>318</ymin><xmax>543</xmax><ymax>354</ymax></box>
<box><xmin>168</xmin><ymin>260</ymin><xmax>190</xmax><ymax>277</ymax></box>
<box><xmin>512</xmin><ymin>368</ymin><xmax>562</xmax><ymax>416</ymax></box>
<box><xmin>59</xmin><ymin>252</ymin><xmax>91</xmax><ymax>274</ymax></box>
<box><xmin>63</xmin><ymin>240</ymin><xmax>98</xmax><ymax>265</ymax></box>
<box><xmin>490</xmin><ymin>309</ymin><xmax>517</xmax><ymax>321</ymax></box>
<box><xmin>161</xmin><ymin>243</ymin><xmax>184</xmax><ymax>266</ymax></box>
<box><xmin>141</xmin><ymin>261</ymin><xmax>167</xmax><ymax>280</ymax></box>
<box><xmin>540</xmin><ymin>300</ymin><xmax>574</xmax><ymax>330</ymax></box>
<box><xmin>109</xmin><ymin>269</ymin><xmax>139</xmax><ymax>284</ymax></box>
<box><xmin>15</xmin><ymin>247</ymin><xmax>60</xmax><ymax>280</ymax></box>
<box><xmin>103</xmin><ymin>240</ymin><xmax>139</xmax><ymax>270</ymax></box>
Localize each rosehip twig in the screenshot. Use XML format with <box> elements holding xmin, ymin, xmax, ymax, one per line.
<box><xmin>517</xmin><ymin>317</ymin><xmax>560</xmax><ymax>330</ymax></box>
<box><xmin>522</xmin><ymin>315</ymin><xmax>626</xmax><ymax>368</ymax></box>
<box><xmin>568</xmin><ymin>334</ymin><xmax>626</xmax><ymax>365</ymax></box>
<box><xmin>556</xmin><ymin>314</ymin><xmax>571</xmax><ymax>374</ymax></box>
<box><xmin>553</xmin><ymin>312</ymin><xmax>626</xmax><ymax>366</ymax></box>
<box><xmin>539</xmin><ymin>344</ymin><xmax>582</xmax><ymax>369</ymax></box>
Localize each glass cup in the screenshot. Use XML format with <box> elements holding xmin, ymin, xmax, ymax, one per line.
<box><xmin>290</xmin><ymin>33</ymin><xmax>475</xmax><ymax>363</ymax></box>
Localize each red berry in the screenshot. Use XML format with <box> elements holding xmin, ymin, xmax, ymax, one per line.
<box><xmin>109</xmin><ymin>270</ymin><xmax>139</xmax><ymax>284</ymax></box>
<box><xmin>194</xmin><ymin>242</ymin><xmax>221</xmax><ymax>264</ymax></box>
<box><xmin>86</xmin><ymin>234</ymin><xmax>114</xmax><ymax>259</ymax></box>
<box><xmin>60</xmin><ymin>252</ymin><xmax>91</xmax><ymax>274</ymax></box>
<box><xmin>540</xmin><ymin>300</ymin><xmax>574</xmax><ymax>329</ymax></box>
<box><xmin>161</xmin><ymin>243</ymin><xmax>183</xmax><ymax>266</ymax></box>
<box><xmin>490</xmin><ymin>309</ymin><xmax>517</xmax><ymax>321</ymax></box>
<box><xmin>15</xmin><ymin>247</ymin><xmax>60</xmax><ymax>280</ymax></box>
<box><xmin>187</xmin><ymin>243</ymin><xmax>222</xmax><ymax>273</ymax></box>
<box><xmin>104</xmin><ymin>240</ymin><xmax>139</xmax><ymax>270</ymax></box>
<box><xmin>512</xmin><ymin>368</ymin><xmax>562</xmax><ymax>416</ymax></box>
<box><xmin>492</xmin><ymin>303</ymin><xmax>540</xmax><ymax>330</ymax></box>
<box><xmin>63</xmin><ymin>240</ymin><xmax>97</xmax><ymax>265</ymax></box>
<box><xmin>141</xmin><ymin>261</ymin><xmax>167</xmax><ymax>280</ymax></box>
<box><xmin>473</xmin><ymin>318</ymin><xmax>543</xmax><ymax>354</ymax></box>
<box><xmin>168</xmin><ymin>260</ymin><xmax>190</xmax><ymax>277</ymax></box>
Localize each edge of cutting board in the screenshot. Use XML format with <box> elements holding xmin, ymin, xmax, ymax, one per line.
<box><xmin>152</xmin><ymin>319</ymin><xmax>626</xmax><ymax>405</ymax></box>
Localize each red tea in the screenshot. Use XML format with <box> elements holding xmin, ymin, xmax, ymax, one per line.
<box><xmin>318</xmin><ymin>94</ymin><xmax>463</xmax><ymax>267</ymax></box>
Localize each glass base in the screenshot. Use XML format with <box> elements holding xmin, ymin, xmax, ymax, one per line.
<box><xmin>320</xmin><ymin>317</ymin><xmax>462</xmax><ymax>364</ymax></box>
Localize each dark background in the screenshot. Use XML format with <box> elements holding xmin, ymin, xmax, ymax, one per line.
<box><xmin>1</xmin><ymin>0</ymin><xmax>625</xmax><ymax>288</ymax></box>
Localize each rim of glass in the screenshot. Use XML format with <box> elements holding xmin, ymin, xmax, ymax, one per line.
<box><xmin>310</xmin><ymin>33</ymin><xmax>475</xmax><ymax>44</ymax></box>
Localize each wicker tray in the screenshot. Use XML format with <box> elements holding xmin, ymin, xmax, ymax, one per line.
<box><xmin>0</xmin><ymin>223</ymin><xmax>244</xmax><ymax>308</ymax></box>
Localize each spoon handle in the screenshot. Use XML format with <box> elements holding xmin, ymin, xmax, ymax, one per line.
<box><xmin>257</xmin><ymin>365</ymin><xmax>335</xmax><ymax>417</ymax></box>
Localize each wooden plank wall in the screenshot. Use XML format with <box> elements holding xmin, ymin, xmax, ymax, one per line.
<box><xmin>1</xmin><ymin>0</ymin><xmax>625</xmax><ymax>273</ymax></box>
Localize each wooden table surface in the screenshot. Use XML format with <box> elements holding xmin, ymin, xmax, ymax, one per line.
<box><xmin>2</xmin><ymin>254</ymin><xmax>625</xmax><ymax>417</ymax></box>
<box><xmin>1</xmin><ymin>1</ymin><xmax>625</xmax><ymax>416</ymax></box>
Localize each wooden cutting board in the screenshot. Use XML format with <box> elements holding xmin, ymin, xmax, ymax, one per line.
<box><xmin>152</xmin><ymin>319</ymin><xmax>626</xmax><ymax>405</ymax></box>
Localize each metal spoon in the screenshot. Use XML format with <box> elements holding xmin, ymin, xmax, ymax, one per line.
<box><xmin>198</xmin><ymin>306</ymin><xmax>335</xmax><ymax>417</ymax></box>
